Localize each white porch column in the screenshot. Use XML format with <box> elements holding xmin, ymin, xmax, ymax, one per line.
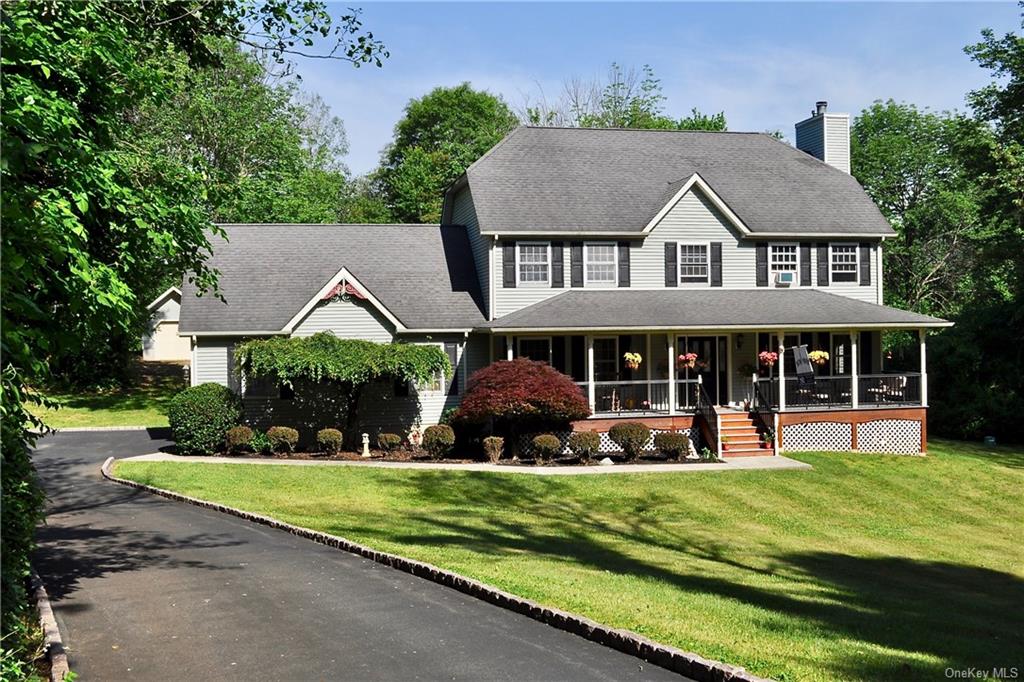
<box><xmin>776</xmin><ymin>331</ymin><xmax>786</xmax><ymax>411</ymax></box>
<box><xmin>505</xmin><ymin>335</ymin><xmax>513</xmax><ymax>361</ymax></box>
<box><xmin>667</xmin><ymin>334</ymin><xmax>676</xmax><ymax>416</ymax></box>
<box><xmin>586</xmin><ymin>335</ymin><xmax>596</xmax><ymax>412</ymax></box>
<box><xmin>919</xmin><ymin>328</ymin><xmax>928</xmax><ymax>407</ymax></box>
<box><xmin>850</xmin><ymin>330</ymin><xmax>859</xmax><ymax>409</ymax></box>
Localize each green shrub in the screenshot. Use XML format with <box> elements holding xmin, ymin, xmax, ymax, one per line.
<box><xmin>654</xmin><ymin>431</ymin><xmax>690</xmax><ymax>461</ymax></box>
<box><xmin>266</xmin><ymin>426</ymin><xmax>299</xmax><ymax>454</ymax></box>
<box><xmin>250</xmin><ymin>431</ymin><xmax>272</xmax><ymax>455</ymax></box>
<box><xmin>317</xmin><ymin>428</ymin><xmax>343</xmax><ymax>454</ymax></box>
<box><xmin>377</xmin><ymin>432</ymin><xmax>401</xmax><ymax>452</ymax></box>
<box><xmin>225</xmin><ymin>426</ymin><xmax>254</xmax><ymax>454</ymax></box>
<box><xmin>531</xmin><ymin>434</ymin><xmax>562</xmax><ymax>461</ymax></box>
<box><xmin>167</xmin><ymin>383</ymin><xmax>243</xmax><ymax>455</ymax></box>
<box><xmin>608</xmin><ymin>422</ymin><xmax>650</xmax><ymax>461</ymax></box>
<box><xmin>422</xmin><ymin>424</ymin><xmax>455</xmax><ymax>459</ymax></box>
<box><xmin>567</xmin><ymin>431</ymin><xmax>600</xmax><ymax>463</ymax></box>
<box><xmin>483</xmin><ymin>436</ymin><xmax>504</xmax><ymax>463</ymax></box>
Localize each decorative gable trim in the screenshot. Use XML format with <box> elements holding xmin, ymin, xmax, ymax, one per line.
<box><xmin>281</xmin><ymin>267</ymin><xmax>407</xmax><ymax>334</ymax></box>
<box><xmin>146</xmin><ymin>286</ymin><xmax>181</xmax><ymax>311</ymax></box>
<box><xmin>642</xmin><ymin>173</ymin><xmax>752</xmax><ymax>236</ymax></box>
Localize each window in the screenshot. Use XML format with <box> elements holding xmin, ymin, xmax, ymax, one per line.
<box><xmin>593</xmin><ymin>337</ymin><xmax>618</xmax><ymax>381</ymax></box>
<box><xmin>244</xmin><ymin>374</ymin><xmax>292</xmax><ymax>400</ymax></box>
<box><xmin>516</xmin><ymin>242</ymin><xmax>550</xmax><ymax>285</ymax></box>
<box><xmin>518</xmin><ymin>337</ymin><xmax>552</xmax><ymax>364</ymax></box>
<box><xmin>678</xmin><ymin>243</ymin><xmax>709</xmax><ymax>283</ymax></box>
<box><xmin>770</xmin><ymin>243</ymin><xmax>798</xmax><ymax>280</ymax></box>
<box><xmin>830</xmin><ymin>244</ymin><xmax>859</xmax><ymax>282</ymax></box>
<box><xmin>584</xmin><ymin>243</ymin><xmax>617</xmax><ymax>285</ymax></box>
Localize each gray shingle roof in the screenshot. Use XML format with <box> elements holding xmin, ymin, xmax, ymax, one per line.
<box><xmin>480</xmin><ymin>289</ymin><xmax>949</xmax><ymax>331</ymax></box>
<box><xmin>461</xmin><ymin>127</ymin><xmax>895</xmax><ymax>236</ymax></box>
<box><xmin>179</xmin><ymin>224</ymin><xmax>486</xmax><ymax>334</ymax></box>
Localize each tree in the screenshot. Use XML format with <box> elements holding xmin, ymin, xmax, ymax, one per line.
<box><xmin>376</xmin><ymin>83</ymin><xmax>520</xmax><ymax>222</ymax></box>
<box><xmin>1</xmin><ymin>0</ymin><xmax>385</xmax><ymax>663</ymax></box>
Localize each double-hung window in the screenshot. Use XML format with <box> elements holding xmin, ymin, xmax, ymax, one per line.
<box><xmin>769</xmin><ymin>243</ymin><xmax>798</xmax><ymax>280</ymax></box>
<box><xmin>584</xmin><ymin>243</ymin><xmax>617</xmax><ymax>286</ymax></box>
<box><xmin>678</xmin><ymin>243</ymin><xmax>709</xmax><ymax>283</ymax></box>
<box><xmin>830</xmin><ymin>244</ymin><xmax>858</xmax><ymax>282</ymax></box>
<box><xmin>517</xmin><ymin>242</ymin><xmax>550</xmax><ymax>286</ymax></box>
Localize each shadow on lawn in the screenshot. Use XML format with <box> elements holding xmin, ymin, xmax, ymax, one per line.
<box><xmin>366</xmin><ymin>471</ymin><xmax>1023</xmax><ymax>680</ymax></box>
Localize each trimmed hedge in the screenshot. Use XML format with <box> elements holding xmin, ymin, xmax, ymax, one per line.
<box><xmin>608</xmin><ymin>421</ymin><xmax>650</xmax><ymax>461</ymax></box>
<box><xmin>377</xmin><ymin>433</ymin><xmax>401</xmax><ymax>452</ymax></box>
<box><xmin>168</xmin><ymin>383</ymin><xmax>243</xmax><ymax>455</ymax></box>
<box><xmin>267</xmin><ymin>426</ymin><xmax>299</xmax><ymax>453</ymax></box>
<box><xmin>423</xmin><ymin>424</ymin><xmax>455</xmax><ymax>459</ymax></box>
<box><xmin>531</xmin><ymin>434</ymin><xmax>561</xmax><ymax>461</ymax></box>
<box><xmin>654</xmin><ymin>431</ymin><xmax>690</xmax><ymax>461</ymax></box>
<box><xmin>483</xmin><ymin>436</ymin><xmax>504</xmax><ymax>463</ymax></box>
<box><xmin>225</xmin><ymin>426</ymin><xmax>253</xmax><ymax>454</ymax></box>
<box><xmin>317</xmin><ymin>428</ymin><xmax>343</xmax><ymax>454</ymax></box>
<box><xmin>568</xmin><ymin>431</ymin><xmax>600</xmax><ymax>463</ymax></box>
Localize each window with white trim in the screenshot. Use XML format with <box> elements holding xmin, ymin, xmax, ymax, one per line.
<box><xmin>516</xmin><ymin>242</ymin><xmax>550</xmax><ymax>285</ymax></box>
<box><xmin>770</xmin><ymin>244</ymin><xmax>798</xmax><ymax>277</ymax></box>
<box><xmin>678</xmin><ymin>243</ymin><xmax>709</xmax><ymax>283</ymax></box>
<box><xmin>584</xmin><ymin>242</ymin><xmax>617</xmax><ymax>285</ymax></box>
<box><xmin>830</xmin><ymin>244</ymin><xmax>859</xmax><ymax>282</ymax></box>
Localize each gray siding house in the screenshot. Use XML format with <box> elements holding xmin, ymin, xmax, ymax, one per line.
<box><xmin>181</xmin><ymin>102</ymin><xmax>949</xmax><ymax>455</ymax></box>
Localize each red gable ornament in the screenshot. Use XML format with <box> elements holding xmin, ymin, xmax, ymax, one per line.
<box><xmin>321</xmin><ymin>280</ymin><xmax>366</xmax><ymax>302</ymax></box>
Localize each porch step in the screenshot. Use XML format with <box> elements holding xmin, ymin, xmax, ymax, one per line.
<box><xmin>722</xmin><ymin>447</ymin><xmax>770</xmax><ymax>457</ymax></box>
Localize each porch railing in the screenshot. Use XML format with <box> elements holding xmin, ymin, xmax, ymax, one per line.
<box><xmin>587</xmin><ymin>380</ymin><xmax>670</xmax><ymax>414</ymax></box>
<box><xmin>858</xmin><ymin>373</ymin><xmax>922</xmax><ymax>406</ymax></box>
<box><xmin>695</xmin><ymin>379</ymin><xmax>718</xmax><ymax>454</ymax></box>
<box><xmin>752</xmin><ymin>378</ymin><xmax>774</xmax><ymax>443</ymax></box>
<box><xmin>784</xmin><ymin>375</ymin><xmax>854</xmax><ymax>408</ymax></box>
<box><xmin>754</xmin><ymin>372</ymin><xmax>923</xmax><ymax>410</ymax></box>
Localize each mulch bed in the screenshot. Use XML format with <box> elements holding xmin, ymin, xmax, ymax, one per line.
<box><xmin>191</xmin><ymin>449</ymin><xmax>714</xmax><ymax>467</ymax></box>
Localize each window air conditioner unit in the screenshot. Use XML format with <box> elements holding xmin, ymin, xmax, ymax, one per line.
<box><xmin>775</xmin><ymin>271</ymin><xmax>795</xmax><ymax>286</ymax></box>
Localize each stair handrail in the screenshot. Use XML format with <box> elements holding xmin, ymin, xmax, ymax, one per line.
<box><xmin>695</xmin><ymin>376</ymin><xmax>719</xmax><ymax>455</ymax></box>
<box><xmin>752</xmin><ymin>374</ymin><xmax>775</xmax><ymax>449</ymax></box>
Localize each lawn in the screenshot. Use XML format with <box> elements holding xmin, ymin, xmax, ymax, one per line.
<box><xmin>114</xmin><ymin>439</ymin><xmax>1024</xmax><ymax>681</ymax></box>
<box><xmin>29</xmin><ymin>364</ymin><xmax>184</xmax><ymax>428</ymax></box>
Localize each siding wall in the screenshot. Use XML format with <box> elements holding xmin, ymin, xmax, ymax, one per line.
<box><xmin>824</xmin><ymin>114</ymin><xmax>851</xmax><ymax>174</ymax></box>
<box><xmin>292</xmin><ymin>297</ymin><xmax>395</xmax><ymax>341</ymax></box>
<box><xmin>192</xmin><ymin>337</ymin><xmax>235</xmax><ymax>389</ymax></box>
<box><xmin>494</xmin><ymin>246</ymin><xmax>571</xmax><ymax>317</ymax></box>
<box><xmin>795</xmin><ymin>115</ymin><xmax>826</xmax><ymax>162</ymax></box>
<box><xmin>450</xmin><ymin>186</ymin><xmax>491</xmax><ymax>319</ymax></box>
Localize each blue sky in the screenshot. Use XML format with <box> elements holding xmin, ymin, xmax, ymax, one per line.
<box><xmin>293</xmin><ymin>2</ymin><xmax>1021</xmax><ymax>175</ymax></box>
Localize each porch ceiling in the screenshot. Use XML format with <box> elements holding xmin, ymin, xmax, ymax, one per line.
<box><xmin>479</xmin><ymin>289</ymin><xmax>951</xmax><ymax>333</ymax></box>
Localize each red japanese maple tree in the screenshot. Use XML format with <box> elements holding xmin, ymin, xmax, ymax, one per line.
<box><xmin>455</xmin><ymin>358</ymin><xmax>591</xmax><ymax>425</ymax></box>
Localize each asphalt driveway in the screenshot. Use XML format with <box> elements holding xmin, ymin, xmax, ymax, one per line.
<box><xmin>32</xmin><ymin>430</ymin><xmax>685</xmax><ymax>681</ymax></box>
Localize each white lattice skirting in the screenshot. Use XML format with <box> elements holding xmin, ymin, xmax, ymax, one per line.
<box><xmin>518</xmin><ymin>427</ymin><xmax>702</xmax><ymax>457</ymax></box>
<box><xmin>782</xmin><ymin>418</ymin><xmax>922</xmax><ymax>454</ymax></box>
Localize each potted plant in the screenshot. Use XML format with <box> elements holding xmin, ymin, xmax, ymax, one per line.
<box><xmin>808</xmin><ymin>350</ymin><xmax>830</xmax><ymax>366</ymax></box>
<box><xmin>623</xmin><ymin>351</ymin><xmax>643</xmax><ymax>371</ymax></box>
<box><xmin>758</xmin><ymin>350</ymin><xmax>778</xmax><ymax>368</ymax></box>
<box><xmin>720</xmin><ymin>434</ymin><xmax>730</xmax><ymax>451</ymax></box>
<box><xmin>677</xmin><ymin>352</ymin><xmax>698</xmax><ymax>370</ymax></box>
<box><xmin>760</xmin><ymin>431</ymin><xmax>774</xmax><ymax>449</ymax></box>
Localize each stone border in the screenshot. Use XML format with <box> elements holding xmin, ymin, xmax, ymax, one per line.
<box><xmin>54</xmin><ymin>426</ymin><xmax>156</xmax><ymax>432</ymax></box>
<box><xmin>31</xmin><ymin>570</ymin><xmax>70</xmax><ymax>682</ymax></box>
<box><xmin>102</xmin><ymin>457</ymin><xmax>771</xmax><ymax>682</ymax></box>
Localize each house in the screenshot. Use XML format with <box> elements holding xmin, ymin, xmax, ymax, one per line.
<box><xmin>179</xmin><ymin>101</ymin><xmax>950</xmax><ymax>455</ymax></box>
<box><xmin>143</xmin><ymin>286</ymin><xmax>191</xmax><ymax>362</ymax></box>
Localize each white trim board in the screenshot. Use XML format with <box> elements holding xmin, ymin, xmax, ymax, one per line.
<box><xmin>281</xmin><ymin>266</ymin><xmax>407</xmax><ymax>334</ymax></box>
<box><xmin>146</xmin><ymin>286</ymin><xmax>181</xmax><ymax>311</ymax></box>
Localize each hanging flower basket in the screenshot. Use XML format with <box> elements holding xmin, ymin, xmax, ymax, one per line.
<box><xmin>677</xmin><ymin>352</ymin><xmax>698</xmax><ymax>370</ymax></box>
<box><xmin>623</xmin><ymin>352</ymin><xmax>643</xmax><ymax>371</ymax></box>
<box><xmin>808</xmin><ymin>350</ymin><xmax>830</xmax><ymax>366</ymax></box>
<box><xmin>758</xmin><ymin>351</ymin><xmax>778</xmax><ymax>368</ymax></box>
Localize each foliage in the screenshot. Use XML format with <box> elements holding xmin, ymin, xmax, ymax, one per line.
<box><xmin>455</xmin><ymin>359</ymin><xmax>591</xmax><ymax>425</ymax></box>
<box><xmin>422</xmin><ymin>424</ymin><xmax>456</xmax><ymax>459</ymax></box>
<box><xmin>168</xmin><ymin>383</ymin><xmax>243</xmax><ymax>455</ymax></box>
<box><xmin>376</xmin><ymin>83</ymin><xmax>519</xmax><ymax>222</ymax></box>
<box><xmin>377</xmin><ymin>433</ymin><xmax>402</xmax><ymax>452</ymax></box>
<box><xmin>654</xmin><ymin>431</ymin><xmax>690</xmax><ymax>461</ymax></box>
<box><xmin>567</xmin><ymin>431</ymin><xmax>601</xmax><ymax>463</ymax></box>
<box><xmin>226</xmin><ymin>426</ymin><xmax>254</xmax><ymax>454</ymax></box>
<box><xmin>482</xmin><ymin>436</ymin><xmax>505</xmax><ymax>463</ymax></box>
<box><xmin>317</xmin><ymin>428</ymin><xmax>343</xmax><ymax>454</ymax></box>
<box><xmin>267</xmin><ymin>426</ymin><xmax>299</xmax><ymax>453</ymax></box>
<box><xmin>531</xmin><ymin>434</ymin><xmax>562</xmax><ymax>461</ymax></box>
<box><xmin>250</xmin><ymin>431</ymin><xmax>273</xmax><ymax>455</ymax></box>
<box><xmin>608</xmin><ymin>422</ymin><xmax>650</xmax><ymax>460</ymax></box>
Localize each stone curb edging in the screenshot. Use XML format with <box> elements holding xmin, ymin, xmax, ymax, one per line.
<box><xmin>102</xmin><ymin>457</ymin><xmax>771</xmax><ymax>682</ymax></box>
<box><xmin>31</xmin><ymin>570</ymin><xmax>70</xmax><ymax>682</ymax></box>
<box><xmin>54</xmin><ymin>426</ymin><xmax>159</xmax><ymax>432</ymax></box>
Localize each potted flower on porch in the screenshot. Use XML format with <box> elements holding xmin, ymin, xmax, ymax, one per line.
<box><xmin>808</xmin><ymin>350</ymin><xmax>830</xmax><ymax>366</ymax></box>
<box><xmin>758</xmin><ymin>350</ymin><xmax>778</xmax><ymax>368</ymax></box>
<box><xmin>677</xmin><ymin>352</ymin><xmax>698</xmax><ymax>370</ymax></box>
<box><xmin>623</xmin><ymin>352</ymin><xmax>643</xmax><ymax>371</ymax></box>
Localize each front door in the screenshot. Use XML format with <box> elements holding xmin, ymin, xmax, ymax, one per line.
<box><xmin>678</xmin><ymin>335</ymin><xmax>727</xmax><ymax>406</ymax></box>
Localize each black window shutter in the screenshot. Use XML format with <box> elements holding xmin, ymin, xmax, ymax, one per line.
<box><xmin>755</xmin><ymin>242</ymin><xmax>768</xmax><ymax>287</ymax></box>
<box><xmin>664</xmin><ymin>242</ymin><xmax>678</xmax><ymax>287</ymax></box>
<box><xmin>570</xmin><ymin>242</ymin><xmax>583</xmax><ymax>287</ymax></box>
<box><xmin>502</xmin><ymin>241</ymin><xmax>516</xmax><ymax>288</ymax></box>
<box><xmin>551</xmin><ymin>242</ymin><xmax>564</xmax><ymax>288</ymax></box>
<box><xmin>859</xmin><ymin>243</ymin><xmax>871</xmax><ymax>286</ymax></box>
<box><xmin>817</xmin><ymin>243</ymin><xmax>829</xmax><ymax>286</ymax></box>
<box><xmin>444</xmin><ymin>342</ymin><xmax>459</xmax><ymax>395</ymax></box>
<box><xmin>617</xmin><ymin>241</ymin><xmax>630</xmax><ymax>287</ymax></box>
<box><xmin>710</xmin><ymin>242</ymin><xmax>723</xmax><ymax>287</ymax></box>
<box><xmin>799</xmin><ymin>243</ymin><xmax>811</xmax><ymax>286</ymax></box>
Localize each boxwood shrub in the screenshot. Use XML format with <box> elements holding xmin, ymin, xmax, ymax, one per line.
<box><xmin>422</xmin><ymin>424</ymin><xmax>455</xmax><ymax>459</ymax></box>
<box><xmin>608</xmin><ymin>421</ymin><xmax>650</xmax><ymax>461</ymax></box>
<box><xmin>225</xmin><ymin>426</ymin><xmax>254</xmax><ymax>454</ymax></box>
<box><xmin>317</xmin><ymin>428</ymin><xmax>343</xmax><ymax>454</ymax></box>
<box><xmin>267</xmin><ymin>426</ymin><xmax>299</xmax><ymax>454</ymax></box>
<box><xmin>654</xmin><ymin>431</ymin><xmax>690</xmax><ymax>461</ymax></box>
<box><xmin>482</xmin><ymin>436</ymin><xmax>504</xmax><ymax>463</ymax></box>
<box><xmin>531</xmin><ymin>434</ymin><xmax>562</xmax><ymax>461</ymax></box>
<box><xmin>568</xmin><ymin>431</ymin><xmax>601</xmax><ymax>463</ymax></box>
<box><xmin>377</xmin><ymin>433</ymin><xmax>401</xmax><ymax>452</ymax></box>
<box><xmin>167</xmin><ymin>383</ymin><xmax>243</xmax><ymax>455</ymax></box>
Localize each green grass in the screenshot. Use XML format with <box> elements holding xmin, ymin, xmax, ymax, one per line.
<box><xmin>30</xmin><ymin>370</ymin><xmax>183</xmax><ymax>428</ymax></box>
<box><xmin>115</xmin><ymin>439</ymin><xmax>1024</xmax><ymax>681</ymax></box>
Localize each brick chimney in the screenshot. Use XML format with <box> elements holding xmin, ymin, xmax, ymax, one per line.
<box><xmin>795</xmin><ymin>101</ymin><xmax>850</xmax><ymax>174</ymax></box>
